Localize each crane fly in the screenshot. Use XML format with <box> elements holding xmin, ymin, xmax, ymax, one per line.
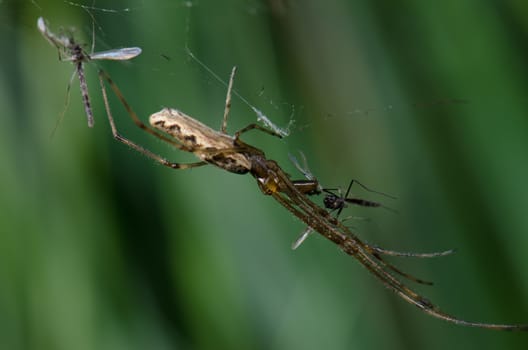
<box><xmin>37</xmin><ymin>17</ymin><xmax>141</xmax><ymax>128</ymax></box>
<box><xmin>97</xmin><ymin>67</ymin><xmax>528</xmax><ymax>331</ymax></box>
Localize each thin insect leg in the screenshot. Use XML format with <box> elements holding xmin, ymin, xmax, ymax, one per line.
<box><xmin>221</xmin><ymin>66</ymin><xmax>236</xmax><ymax>133</ymax></box>
<box><xmin>324</xmin><ymin>178</ymin><xmax>394</xmax><ymax>205</ymax></box>
<box><xmin>88</xmin><ymin>9</ymin><xmax>96</xmax><ymax>55</ymax></box>
<box><xmin>76</xmin><ymin>61</ymin><xmax>94</xmax><ymax>128</ymax></box>
<box><xmin>341</xmin><ymin>215</ymin><xmax>371</xmax><ymax>223</ymax></box>
<box><xmin>348</xmin><ymin>179</ymin><xmax>397</xmax><ymax>200</ymax></box>
<box><xmin>343</xmin><ymin>178</ymin><xmax>354</xmax><ymax>198</ymax></box>
<box><xmin>98</xmin><ymin>72</ymin><xmax>207</xmax><ymax>170</ymax></box>
<box><xmin>99</xmin><ymin>70</ymin><xmax>194</xmax><ymax>151</ymax></box>
<box><xmin>50</xmin><ymin>70</ymin><xmax>77</xmax><ymax>138</ymax></box>
<box><xmin>336</xmin><ymin>203</ymin><xmax>345</xmax><ymax>217</ymax></box>
<box><xmin>338</xmin><ymin>180</ymin><xmax>383</xmax><ymax>211</ymax></box>
<box><xmin>55</xmin><ymin>45</ymin><xmax>70</xmax><ymax>62</ymax></box>
<box><xmin>235</xmin><ymin>123</ymin><xmax>283</xmax><ymax>139</ymax></box>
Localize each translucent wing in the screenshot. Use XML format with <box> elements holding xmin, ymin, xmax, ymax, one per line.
<box><xmin>90</xmin><ymin>47</ymin><xmax>142</xmax><ymax>61</ymax></box>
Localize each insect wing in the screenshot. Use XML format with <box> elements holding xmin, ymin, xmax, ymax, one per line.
<box><xmin>291</xmin><ymin>227</ymin><xmax>313</xmax><ymax>250</ymax></box>
<box><xmin>90</xmin><ymin>47</ymin><xmax>142</xmax><ymax>61</ymax></box>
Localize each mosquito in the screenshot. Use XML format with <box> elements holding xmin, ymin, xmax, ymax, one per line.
<box><xmin>96</xmin><ymin>67</ymin><xmax>528</xmax><ymax>330</ymax></box>
<box><xmin>289</xmin><ymin>151</ymin><xmax>392</xmax><ymax>214</ymax></box>
<box><xmin>288</xmin><ymin>152</ymin><xmax>387</xmax><ymax>249</ymax></box>
<box><xmin>37</xmin><ymin>17</ymin><xmax>142</xmax><ymax>128</ymax></box>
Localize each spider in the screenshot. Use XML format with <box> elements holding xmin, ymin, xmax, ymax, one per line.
<box><xmin>96</xmin><ymin>67</ymin><xmax>527</xmax><ymax>330</ymax></box>
<box><xmin>37</xmin><ymin>17</ymin><xmax>141</xmax><ymax>128</ymax></box>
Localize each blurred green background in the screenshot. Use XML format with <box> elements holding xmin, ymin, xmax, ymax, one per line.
<box><xmin>1</xmin><ymin>0</ymin><xmax>528</xmax><ymax>349</ymax></box>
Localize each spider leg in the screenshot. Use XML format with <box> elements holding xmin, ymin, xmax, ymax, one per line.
<box><xmin>205</xmin><ymin>65</ymin><xmax>283</xmax><ymax>141</ymax></box>
<box><xmin>234</xmin><ymin>123</ymin><xmax>284</xmax><ymax>139</ymax></box>
<box><xmin>368</xmin><ymin>245</ymin><xmax>456</xmax><ymax>258</ymax></box>
<box><xmin>221</xmin><ymin>66</ymin><xmax>236</xmax><ymax>133</ymax></box>
<box><xmin>371</xmin><ymin>252</ymin><xmax>434</xmax><ymax>285</ymax></box>
<box><xmin>98</xmin><ymin>70</ymin><xmax>207</xmax><ymax>170</ymax></box>
<box><xmin>350</xmin><ymin>241</ymin><xmax>528</xmax><ymax>330</ymax></box>
<box><xmin>99</xmin><ymin>70</ymin><xmax>197</xmax><ymax>150</ymax></box>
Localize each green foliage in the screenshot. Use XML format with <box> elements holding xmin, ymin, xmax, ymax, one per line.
<box><xmin>1</xmin><ymin>0</ymin><xmax>527</xmax><ymax>349</ymax></box>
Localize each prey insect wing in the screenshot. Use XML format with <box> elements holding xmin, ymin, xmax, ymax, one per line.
<box><xmin>89</xmin><ymin>47</ymin><xmax>142</xmax><ymax>61</ymax></box>
<box><xmin>37</xmin><ymin>17</ymin><xmax>141</xmax><ymax>128</ymax></box>
<box><xmin>96</xmin><ymin>66</ymin><xmax>528</xmax><ymax>330</ymax></box>
<box><xmin>291</xmin><ymin>226</ymin><xmax>313</xmax><ymax>250</ymax></box>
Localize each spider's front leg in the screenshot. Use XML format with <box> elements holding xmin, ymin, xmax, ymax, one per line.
<box><xmin>98</xmin><ymin>70</ymin><xmax>207</xmax><ymax>170</ymax></box>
